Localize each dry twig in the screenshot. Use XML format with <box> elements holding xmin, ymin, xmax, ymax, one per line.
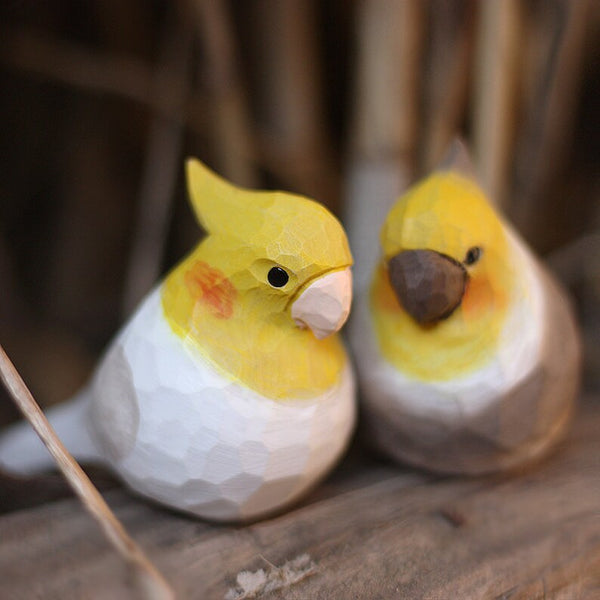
<box><xmin>0</xmin><ymin>344</ymin><xmax>174</xmax><ymax>600</ymax></box>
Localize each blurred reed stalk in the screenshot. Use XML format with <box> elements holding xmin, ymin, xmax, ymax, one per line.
<box><xmin>242</xmin><ymin>0</ymin><xmax>339</xmax><ymax>208</ymax></box>
<box><xmin>188</xmin><ymin>0</ymin><xmax>258</xmax><ymax>188</ymax></box>
<box><xmin>421</xmin><ymin>0</ymin><xmax>476</xmax><ymax>172</ymax></box>
<box><xmin>345</xmin><ymin>0</ymin><xmax>425</xmax><ymax>292</ymax></box>
<box><xmin>510</xmin><ymin>0</ymin><xmax>591</xmax><ymax>251</ymax></box>
<box><xmin>472</xmin><ymin>0</ymin><xmax>522</xmax><ymax>208</ymax></box>
<box><xmin>122</xmin><ymin>15</ymin><xmax>192</xmax><ymax>316</ymax></box>
<box><xmin>0</xmin><ymin>0</ymin><xmax>597</xmax><ymax>494</ymax></box>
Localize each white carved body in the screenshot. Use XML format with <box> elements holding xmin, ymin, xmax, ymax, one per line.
<box><xmin>350</xmin><ymin>226</ymin><xmax>581</xmax><ymax>474</ymax></box>
<box><xmin>0</xmin><ymin>288</ymin><xmax>356</xmax><ymax>522</ymax></box>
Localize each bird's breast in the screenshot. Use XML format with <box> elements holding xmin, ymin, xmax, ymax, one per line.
<box><xmin>91</xmin><ymin>289</ymin><xmax>356</xmax><ymax>520</ymax></box>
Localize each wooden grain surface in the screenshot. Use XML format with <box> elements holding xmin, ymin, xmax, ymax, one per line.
<box><xmin>1</xmin><ymin>396</ymin><xmax>599</xmax><ymax>599</ymax></box>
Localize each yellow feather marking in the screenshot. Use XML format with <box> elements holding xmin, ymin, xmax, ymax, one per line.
<box><xmin>162</xmin><ymin>250</ymin><xmax>346</xmax><ymax>399</ymax></box>
<box><xmin>160</xmin><ymin>159</ymin><xmax>351</xmax><ymax>400</ymax></box>
<box><xmin>373</xmin><ymin>172</ymin><xmax>513</xmax><ymax>381</ymax></box>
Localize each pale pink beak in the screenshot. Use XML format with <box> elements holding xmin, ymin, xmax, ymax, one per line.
<box><xmin>291</xmin><ymin>268</ymin><xmax>353</xmax><ymax>339</ymax></box>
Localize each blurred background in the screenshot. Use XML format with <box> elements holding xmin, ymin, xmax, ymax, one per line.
<box><xmin>0</xmin><ymin>0</ymin><xmax>598</xmax><ymax>459</ymax></box>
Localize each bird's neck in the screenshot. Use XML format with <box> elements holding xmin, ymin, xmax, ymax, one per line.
<box><xmin>160</xmin><ymin>250</ymin><xmax>346</xmax><ymax>400</ymax></box>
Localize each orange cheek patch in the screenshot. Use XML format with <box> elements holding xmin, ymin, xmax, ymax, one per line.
<box><xmin>373</xmin><ymin>268</ymin><xmax>402</xmax><ymax>313</ymax></box>
<box><xmin>184</xmin><ymin>261</ymin><xmax>237</xmax><ymax>319</ymax></box>
<box><xmin>462</xmin><ymin>275</ymin><xmax>506</xmax><ymax>322</ymax></box>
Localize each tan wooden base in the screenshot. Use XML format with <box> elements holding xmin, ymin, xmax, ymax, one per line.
<box><xmin>1</xmin><ymin>396</ymin><xmax>599</xmax><ymax>599</ymax></box>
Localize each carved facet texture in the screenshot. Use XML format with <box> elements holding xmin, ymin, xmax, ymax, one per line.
<box><xmin>352</xmin><ymin>255</ymin><xmax>580</xmax><ymax>473</ymax></box>
<box><xmin>351</xmin><ymin>161</ymin><xmax>581</xmax><ymax>474</ymax></box>
<box><xmin>0</xmin><ymin>159</ymin><xmax>357</xmax><ymax>523</ymax></box>
<box><xmin>388</xmin><ymin>250</ymin><xmax>467</xmax><ymax>324</ymax></box>
<box><xmin>292</xmin><ymin>268</ymin><xmax>353</xmax><ymax>339</ymax></box>
<box><xmin>89</xmin><ymin>289</ymin><xmax>356</xmax><ymax>521</ymax></box>
<box><xmin>161</xmin><ymin>159</ymin><xmax>354</xmax><ymax>400</ymax></box>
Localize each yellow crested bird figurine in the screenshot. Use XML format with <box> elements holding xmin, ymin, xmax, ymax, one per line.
<box><xmin>0</xmin><ymin>160</ymin><xmax>355</xmax><ymax>521</ymax></box>
<box><xmin>349</xmin><ymin>141</ymin><xmax>581</xmax><ymax>474</ymax></box>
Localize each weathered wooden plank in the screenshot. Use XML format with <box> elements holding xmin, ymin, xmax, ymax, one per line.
<box><xmin>1</xmin><ymin>397</ymin><xmax>599</xmax><ymax>599</ymax></box>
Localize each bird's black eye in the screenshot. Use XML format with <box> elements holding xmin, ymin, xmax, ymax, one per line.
<box><xmin>464</xmin><ymin>246</ymin><xmax>483</xmax><ymax>266</ymax></box>
<box><xmin>267</xmin><ymin>266</ymin><xmax>289</xmax><ymax>288</ymax></box>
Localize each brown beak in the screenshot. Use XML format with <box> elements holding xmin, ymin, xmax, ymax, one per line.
<box><xmin>387</xmin><ymin>249</ymin><xmax>467</xmax><ymax>325</ymax></box>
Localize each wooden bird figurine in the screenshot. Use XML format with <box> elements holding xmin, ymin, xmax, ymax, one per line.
<box><xmin>0</xmin><ymin>160</ymin><xmax>356</xmax><ymax>521</ymax></box>
<box><xmin>349</xmin><ymin>141</ymin><xmax>581</xmax><ymax>474</ymax></box>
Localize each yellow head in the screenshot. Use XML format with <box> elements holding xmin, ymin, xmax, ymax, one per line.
<box><xmin>372</xmin><ymin>142</ymin><xmax>516</xmax><ymax>380</ymax></box>
<box><xmin>162</xmin><ymin>159</ymin><xmax>353</xmax><ymax>399</ymax></box>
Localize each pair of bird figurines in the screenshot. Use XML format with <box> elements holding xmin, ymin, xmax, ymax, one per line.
<box><xmin>0</xmin><ymin>142</ymin><xmax>581</xmax><ymax>522</ymax></box>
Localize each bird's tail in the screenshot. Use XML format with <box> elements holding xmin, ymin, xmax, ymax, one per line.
<box><xmin>0</xmin><ymin>389</ymin><xmax>103</xmax><ymax>475</ymax></box>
